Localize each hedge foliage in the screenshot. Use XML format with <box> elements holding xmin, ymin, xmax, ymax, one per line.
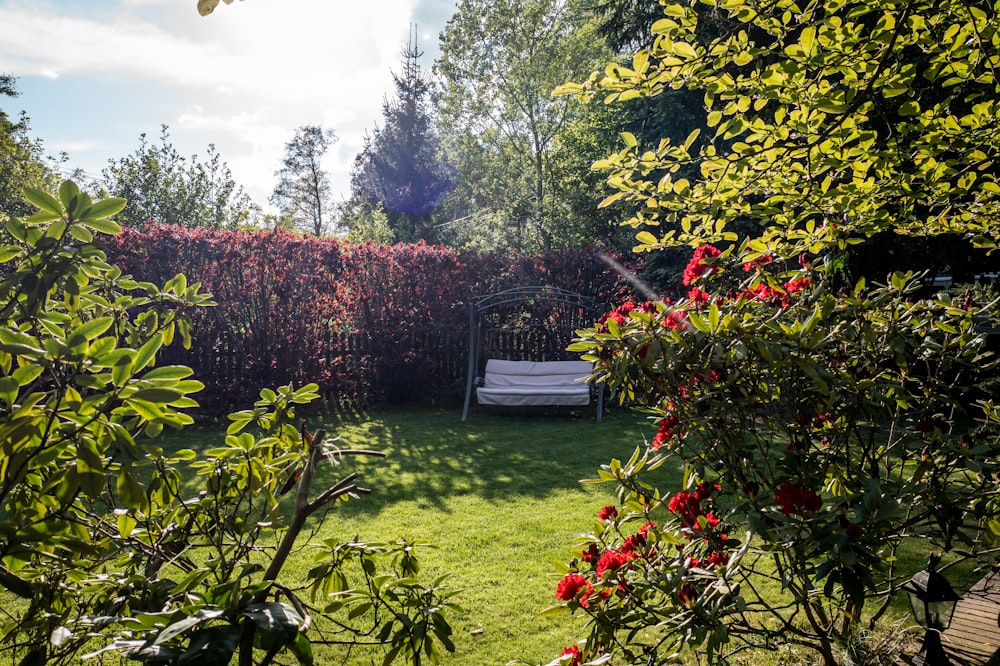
<box><xmin>104</xmin><ymin>224</ymin><xmax>641</xmax><ymax>413</ymax></box>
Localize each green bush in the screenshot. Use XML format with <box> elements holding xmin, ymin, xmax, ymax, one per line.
<box><xmin>545</xmin><ymin>1</ymin><xmax>1000</xmax><ymax>664</ymax></box>
<box><xmin>0</xmin><ymin>183</ymin><xmax>457</xmax><ymax>666</ymax></box>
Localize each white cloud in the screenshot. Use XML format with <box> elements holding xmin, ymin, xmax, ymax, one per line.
<box><xmin>0</xmin><ymin>0</ymin><xmax>448</xmax><ymax>206</ymax></box>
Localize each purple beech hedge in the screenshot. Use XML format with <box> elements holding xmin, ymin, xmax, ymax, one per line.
<box><xmin>104</xmin><ymin>224</ymin><xmax>642</xmax><ymax>413</ymax></box>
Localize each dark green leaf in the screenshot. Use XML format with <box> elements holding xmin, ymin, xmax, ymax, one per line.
<box><xmin>0</xmin><ymin>571</ymin><xmax>33</xmax><ymax>598</ymax></box>
<box><xmin>242</xmin><ymin>602</ymin><xmax>303</xmax><ymax>645</ymax></box>
<box><xmin>176</xmin><ymin>625</ymin><xmax>241</xmax><ymax>666</ymax></box>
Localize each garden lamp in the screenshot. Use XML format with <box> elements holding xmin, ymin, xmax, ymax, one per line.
<box><xmin>902</xmin><ymin>561</ymin><xmax>960</xmax><ymax>666</ymax></box>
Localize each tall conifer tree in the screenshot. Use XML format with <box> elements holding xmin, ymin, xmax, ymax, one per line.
<box><xmin>350</xmin><ymin>26</ymin><xmax>455</xmax><ymax>243</ymax></box>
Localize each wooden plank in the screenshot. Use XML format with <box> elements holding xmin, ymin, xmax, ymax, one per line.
<box><xmin>943</xmin><ymin>570</ymin><xmax>1000</xmax><ymax>665</ymax></box>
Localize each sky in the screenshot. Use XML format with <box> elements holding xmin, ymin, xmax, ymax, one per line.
<box><xmin>0</xmin><ymin>0</ymin><xmax>457</xmax><ymax>211</ymax></box>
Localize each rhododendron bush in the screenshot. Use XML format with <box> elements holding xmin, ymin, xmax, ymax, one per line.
<box><xmin>546</xmin><ymin>1</ymin><xmax>1000</xmax><ymax>664</ymax></box>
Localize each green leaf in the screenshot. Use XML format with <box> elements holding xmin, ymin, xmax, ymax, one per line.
<box><xmin>289</xmin><ymin>633</ymin><xmax>314</xmax><ymax>666</ymax></box>
<box><xmin>117</xmin><ymin>468</ymin><xmax>149</xmax><ymax>514</ymax></box>
<box><xmin>82</xmin><ymin>217</ymin><xmax>122</xmax><ymax>235</ymax></box>
<box><xmin>77</xmin><ymin>438</ymin><xmax>105</xmax><ymax>499</ymax></box>
<box><xmin>133</xmin><ymin>334</ymin><xmax>164</xmax><ymax>373</ymax></box>
<box><xmin>117</xmin><ymin>511</ymin><xmax>137</xmax><ymax>538</ymax></box>
<box><xmin>85</xmin><ymin>197</ymin><xmax>126</xmax><ymax>220</ymax></box>
<box><xmin>131</xmin><ymin>387</ymin><xmax>184</xmax><ymax>403</ymax></box>
<box><xmin>58</xmin><ymin>180</ymin><xmax>82</xmax><ymax>213</ymax></box>
<box><xmin>23</xmin><ymin>187</ymin><xmax>62</xmax><ymax>216</ymax></box>
<box><xmin>176</xmin><ymin>625</ymin><xmax>241</xmax><ymax>666</ymax></box>
<box><xmin>242</xmin><ymin>602</ymin><xmax>303</xmax><ymax>646</ymax></box>
<box><xmin>143</xmin><ymin>366</ymin><xmax>194</xmax><ymax>380</ymax></box>
<box><xmin>155</xmin><ymin>610</ymin><xmax>225</xmax><ymax>645</ymax></box>
<box><xmin>67</xmin><ymin>316</ymin><xmax>115</xmax><ymax>346</ymax></box>
<box><xmin>0</xmin><ymin>571</ymin><xmax>33</xmax><ymax>598</ymax></box>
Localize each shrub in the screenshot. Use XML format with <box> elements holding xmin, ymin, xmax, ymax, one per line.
<box><xmin>0</xmin><ymin>183</ymin><xmax>458</xmax><ymax>666</ymax></box>
<box><xmin>545</xmin><ymin>1</ymin><xmax>1000</xmax><ymax>664</ymax></box>
<box><xmin>105</xmin><ymin>228</ymin><xmax>643</xmax><ymax>413</ymax></box>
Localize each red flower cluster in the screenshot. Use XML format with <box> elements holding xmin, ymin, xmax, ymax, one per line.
<box><xmin>555</xmin><ymin>572</ymin><xmax>594</xmax><ymax>606</ymax></box>
<box><xmin>598</xmin><ymin>505</ymin><xmax>618</xmax><ymax>521</ymax></box>
<box><xmin>652</xmin><ymin>414</ymin><xmax>680</xmax><ymax>450</ymax></box>
<box><xmin>774</xmin><ymin>481</ymin><xmax>822</xmax><ymax>516</ymax></box>
<box><xmin>597</xmin><ymin>300</ymin><xmax>636</xmax><ymax>333</ymax></box>
<box><xmin>739</xmin><ymin>277</ymin><xmax>813</xmax><ymax>308</ymax></box>
<box><xmin>784</xmin><ymin>277</ymin><xmax>812</xmax><ymax>294</ymax></box>
<box><xmin>682</xmin><ymin>244</ymin><xmax>722</xmax><ymax>286</ymax></box>
<box><xmin>682</xmin><ymin>245</ymin><xmax>722</xmax><ymax>286</ymax></box>
<box><xmin>668</xmin><ymin>482</ymin><xmax>721</xmax><ymax>529</ymax></box>
<box><xmin>560</xmin><ymin>645</ymin><xmax>582</xmax><ymax>666</ymax></box>
<box><xmin>663</xmin><ymin>310</ymin><xmax>687</xmax><ymax>329</ymax></box>
<box><xmin>743</xmin><ymin>255</ymin><xmax>773</xmax><ymax>272</ymax></box>
<box><xmin>687</xmin><ymin>286</ymin><xmax>711</xmax><ymax>304</ymax></box>
<box><xmin>620</xmin><ymin>522</ymin><xmax>657</xmax><ymax>559</ymax></box>
<box><xmin>596</xmin><ymin>548</ymin><xmax>632</xmax><ymax>578</ymax></box>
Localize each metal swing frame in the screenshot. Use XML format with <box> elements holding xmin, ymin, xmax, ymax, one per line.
<box><xmin>461</xmin><ymin>285</ymin><xmax>604</xmax><ymax>421</ymax></box>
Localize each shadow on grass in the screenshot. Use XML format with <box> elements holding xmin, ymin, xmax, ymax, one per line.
<box><xmin>310</xmin><ymin>406</ymin><xmax>666</xmax><ymax>516</ymax></box>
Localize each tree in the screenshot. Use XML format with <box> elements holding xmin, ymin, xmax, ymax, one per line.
<box><xmin>546</xmin><ymin>1</ymin><xmax>1000</xmax><ymax>664</ymax></box>
<box><xmin>271</xmin><ymin>125</ymin><xmax>336</xmax><ymax>236</ymax></box>
<box><xmin>434</xmin><ymin>0</ymin><xmax>612</xmax><ymax>252</ymax></box>
<box><xmin>350</xmin><ymin>28</ymin><xmax>455</xmax><ymax>243</ymax></box>
<box><xmin>103</xmin><ymin>125</ymin><xmax>260</xmax><ymax>229</ymax></box>
<box><xmin>0</xmin><ymin>182</ymin><xmax>457</xmax><ymax>665</ymax></box>
<box><xmin>0</xmin><ymin>74</ymin><xmax>56</xmax><ymax>220</ymax></box>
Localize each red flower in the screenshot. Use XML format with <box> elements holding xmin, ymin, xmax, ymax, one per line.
<box><xmin>596</xmin><ymin>549</ymin><xmax>630</xmax><ymax>578</ymax></box>
<box><xmin>620</xmin><ymin>534</ymin><xmax>647</xmax><ymax>557</ymax></box>
<box><xmin>708</xmin><ymin>551</ymin><xmax>730</xmax><ymax>567</ymax></box>
<box><xmin>774</xmin><ymin>481</ymin><xmax>822</xmax><ymax>516</ymax></box>
<box><xmin>639</xmin><ymin>521</ymin><xmax>657</xmax><ymax>539</ymax></box>
<box><xmin>687</xmin><ymin>286</ymin><xmax>710</xmax><ymax>304</ymax></box>
<box><xmin>597</xmin><ymin>505</ymin><xmax>618</xmax><ymax>521</ymax></box>
<box><xmin>581</xmin><ymin>543</ymin><xmax>600</xmax><ymax>564</ymax></box>
<box><xmin>742</xmin><ymin>254</ymin><xmax>773</xmax><ymax>271</ymax></box>
<box><xmin>560</xmin><ymin>645</ymin><xmax>582</xmax><ymax>666</ymax></box>
<box><xmin>652</xmin><ymin>414</ymin><xmax>680</xmax><ymax>450</ymax></box>
<box><xmin>668</xmin><ymin>491</ymin><xmax>702</xmax><ymax>528</ymax></box>
<box><xmin>555</xmin><ymin>573</ymin><xmax>594</xmax><ymax>603</ymax></box>
<box><xmin>597</xmin><ymin>300</ymin><xmax>636</xmax><ymax>333</ymax></box>
<box><xmin>697</xmin><ymin>512</ymin><xmax>720</xmax><ymax>530</ymax></box>
<box><xmin>741</xmin><ymin>282</ymin><xmax>783</xmax><ymax>303</ymax></box>
<box><xmin>678</xmin><ymin>583</ymin><xmax>698</xmax><ymax>606</ymax></box>
<box><xmin>784</xmin><ymin>277</ymin><xmax>812</xmax><ymax>294</ymax></box>
<box><xmin>682</xmin><ymin>245</ymin><xmax>722</xmax><ymax>286</ymax></box>
<box><xmin>663</xmin><ymin>310</ymin><xmax>687</xmax><ymax>330</ymax></box>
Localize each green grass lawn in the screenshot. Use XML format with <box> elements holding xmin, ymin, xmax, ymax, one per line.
<box><xmin>156</xmin><ymin>407</ymin><xmax>981</xmax><ymax>666</ymax></box>
<box><xmin>19</xmin><ymin>405</ymin><xmax>969</xmax><ymax>665</ymax></box>
<box><xmin>163</xmin><ymin>406</ymin><xmax>667</xmax><ymax>666</ymax></box>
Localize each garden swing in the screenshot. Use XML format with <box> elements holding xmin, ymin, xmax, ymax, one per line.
<box><xmin>461</xmin><ymin>286</ymin><xmax>604</xmax><ymax>421</ymax></box>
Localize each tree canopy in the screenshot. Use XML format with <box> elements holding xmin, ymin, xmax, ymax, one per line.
<box><xmin>271</xmin><ymin>125</ymin><xmax>337</xmax><ymax>236</ymax></box>
<box><xmin>103</xmin><ymin>125</ymin><xmax>259</xmax><ymax>229</ymax></box>
<box><xmin>350</xmin><ymin>28</ymin><xmax>455</xmax><ymax>243</ymax></box>
<box><xmin>0</xmin><ymin>75</ymin><xmax>57</xmax><ymax>220</ymax></box>
<box><xmin>434</xmin><ymin>0</ymin><xmax>613</xmax><ymax>252</ymax></box>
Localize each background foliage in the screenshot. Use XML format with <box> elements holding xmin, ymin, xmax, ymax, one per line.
<box><xmin>103</xmin><ymin>225</ymin><xmax>644</xmax><ymax>413</ymax></box>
